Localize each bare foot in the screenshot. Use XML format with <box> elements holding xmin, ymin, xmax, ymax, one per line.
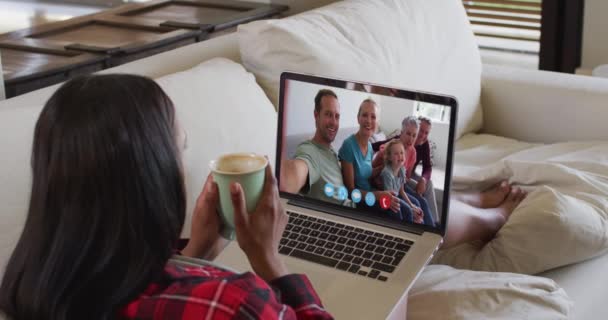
<box><xmin>453</xmin><ymin>181</ymin><xmax>511</xmax><ymax>209</ymax></box>
<box><xmin>478</xmin><ymin>187</ymin><xmax>527</xmax><ymax>242</ymax></box>
<box><xmin>481</xmin><ymin>180</ymin><xmax>513</xmax><ymax>208</ymax></box>
<box><xmin>442</xmin><ymin>188</ymin><xmax>528</xmax><ymax>248</ymax></box>
<box><xmin>494</xmin><ymin>187</ymin><xmax>527</xmax><ymax>221</ymax></box>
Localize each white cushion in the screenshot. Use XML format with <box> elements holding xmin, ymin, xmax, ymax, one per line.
<box><xmin>434</xmin><ymin>134</ymin><xmax>608</xmax><ymax>275</ymax></box>
<box><xmin>540</xmin><ymin>253</ymin><xmax>608</xmax><ymax>320</ymax></box>
<box><xmin>238</xmin><ymin>0</ymin><xmax>483</xmax><ymax>138</ymax></box>
<box><xmin>156</xmin><ymin>58</ymin><xmax>277</xmax><ymax>237</ymax></box>
<box><xmin>409</xmin><ymin>265</ymin><xmax>572</xmax><ymax>319</ymax></box>
<box><xmin>0</xmin><ymin>105</ymin><xmax>41</xmax><ymax>272</ymax></box>
<box><xmin>480</xmin><ymin>64</ymin><xmax>608</xmax><ymax>143</ymax></box>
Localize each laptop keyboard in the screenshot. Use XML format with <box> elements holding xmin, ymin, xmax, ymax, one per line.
<box><xmin>278</xmin><ymin>211</ymin><xmax>414</xmax><ymax>282</ymax></box>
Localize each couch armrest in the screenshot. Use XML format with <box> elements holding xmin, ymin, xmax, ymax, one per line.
<box><xmin>480</xmin><ymin>64</ymin><xmax>608</xmax><ymax>143</ymax></box>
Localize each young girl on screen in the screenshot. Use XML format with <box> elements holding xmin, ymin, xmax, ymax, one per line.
<box><xmin>380</xmin><ymin>140</ymin><xmax>425</xmax><ymax>224</ymax></box>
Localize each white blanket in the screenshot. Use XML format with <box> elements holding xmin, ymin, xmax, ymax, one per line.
<box><xmin>433</xmin><ymin>134</ymin><xmax>608</xmax><ymax>274</ymax></box>
<box><xmin>408</xmin><ymin>265</ymin><xmax>572</xmax><ymax>319</ymax></box>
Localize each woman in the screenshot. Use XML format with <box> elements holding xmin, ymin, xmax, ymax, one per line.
<box><xmin>0</xmin><ymin>75</ymin><xmax>332</xmax><ymax>320</ymax></box>
<box><xmin>338</xmin><ymin>98</ymin><xmax>415</xmax><ymax>222</ymax></box>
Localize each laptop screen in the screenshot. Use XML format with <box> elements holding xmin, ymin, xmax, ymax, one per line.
<box><xmin>276</xmin><ymin>72</ymin><xmax>457</xmax><ymax>236</ymax></box>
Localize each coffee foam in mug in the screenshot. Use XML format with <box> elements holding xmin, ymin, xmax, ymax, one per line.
<box><xmin>215</xmin><ymin>154</ymin><xmax>266</xmax><ymax>174</ymax></box>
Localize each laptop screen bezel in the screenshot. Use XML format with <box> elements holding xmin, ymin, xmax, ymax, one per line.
<box><xmin>276</xmin><ymin>71</ymin><xmax>458</xmax><ymax>237</ymax></box>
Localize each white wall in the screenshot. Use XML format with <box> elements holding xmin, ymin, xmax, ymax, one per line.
<box><xmin>376</xmin><ymin>95</ymin><xmax>415</xmax><ymax>135</ymax></box>
<box><xmin>428</xmin><ymin>121</ymin><xmax>450</xmax><ymax>170</ymax></box>
<box><xmin>581</xmin><ymin>0</ymin><xmax>608</xmax><ymax>72</ymax></box>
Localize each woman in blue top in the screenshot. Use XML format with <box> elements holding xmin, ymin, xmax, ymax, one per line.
<box><xmin>339</xmin><ymin>99</ymin><xmax>414</xmax><ymax>222</ymax></box>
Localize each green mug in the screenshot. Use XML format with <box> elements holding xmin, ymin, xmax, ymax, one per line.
<box><xmin>210</xmin><ymin>153</ymin><xmax>268</xmax><ymax>240</ymax></box>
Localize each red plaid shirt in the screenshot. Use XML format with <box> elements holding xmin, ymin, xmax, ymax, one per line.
<box><xmin>120</xmin><ymin>259</ymin><xmax>333</xmax><ymax>319</ymax></box>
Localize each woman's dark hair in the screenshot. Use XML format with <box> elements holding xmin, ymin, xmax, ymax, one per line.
<box><xmin>0</xmin><ymin>74</ymin><xmax>186</xmax><ymax>320</ymax></box>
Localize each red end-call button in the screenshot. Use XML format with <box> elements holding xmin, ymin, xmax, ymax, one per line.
<box><xmin>379</xmin><ymin>194</ymin><xmax>391</xmax><ymax>210</ymax></box>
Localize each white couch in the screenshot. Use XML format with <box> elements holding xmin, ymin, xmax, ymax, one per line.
<box><xmin>1</xmin><ymin>1</ymin><xmax>607</xmax><ymax>319</ymax></box>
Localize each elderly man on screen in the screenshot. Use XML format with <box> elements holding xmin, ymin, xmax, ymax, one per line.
<box><xmin>410</xmin><ymin>117</ymin><xmax>438</xmax><ymax>221</ymax></box>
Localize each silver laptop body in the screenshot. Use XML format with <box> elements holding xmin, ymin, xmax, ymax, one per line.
<box><xmin>216</xmin><ymin>72</ymin><xmax>458</xmax><ymax>319</ymax></box>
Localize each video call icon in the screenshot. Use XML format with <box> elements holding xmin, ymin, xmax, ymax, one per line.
<box><xmin>337</xmin><ymin>186</ymin><xmax>348</xmax><ymax>201</ymax></box>
<box><xmin>324</xmin><ymin>183</ymin><xmax>335</xmax><ymax>197</ymax></box>
<box><xmin>364</xmin><ymin>192</ymin><xmax>376</xmax><ymax>207</ymax></box>
<box><xmin>351</xmin><ymin>189</ymin><xmax>362</xmax><ymax>203</ymax></box>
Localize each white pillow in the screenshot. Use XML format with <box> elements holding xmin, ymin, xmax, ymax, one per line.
<box><xmin>238</xmin><ymin>0</ymin><xmax>483</xmax><ymax>139</ymax></box>
<box><xmin>0</xmin><ymin>105</ymin><xmax>41</xmax><ymax>273</ymax></box>
<box><xmin>156</xmin><ymin>58</ymin><xmax>277</xmax><ymax>237</ymax></box>
<box><xmin>408</xmin><ymin>265</ymin><xmax>573</xmax><ymax>320</ymax></box>
<box><xmin>434</xmin><ymin>135</ymin><xmax>608</xmax><ymax>275</ymax></box>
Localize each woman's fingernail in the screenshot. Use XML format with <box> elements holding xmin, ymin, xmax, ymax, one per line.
<box><xmin>230</xmin><ymin>183</ymin><xmax>240</xmax><ymax>195</ymax></box>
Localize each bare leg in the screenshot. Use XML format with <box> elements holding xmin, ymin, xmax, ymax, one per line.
<box><xmin>443</xmin><ymin>188</ymin><xmax>527</xmax><ymax>249</ymax></box>
<box><xmin>452</xmin><ymin>180</ymin><xmax>511</xmax><ymax>209</ymax></box>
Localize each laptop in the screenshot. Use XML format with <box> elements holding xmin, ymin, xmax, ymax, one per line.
<box><xmin>215</xmin><ymin>72</ymin><xmax>458</xmax><ymax>319</ymax></box>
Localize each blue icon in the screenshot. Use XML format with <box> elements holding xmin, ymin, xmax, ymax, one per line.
<box><xmin>351</xmin><ymin>189</ymin><xmax>362</xmax><ymax>203</ymax></box>
<box><xmin>337</xmin><ymin>186</ymin><xmax>348</xmax><ymax>201</ymax></box>
<box><xmin>365</xmin><ymin>192</ymin><xmax>376</xmax><ymax>206</ymax></box>
<box><xmin>324</xmin><ymin>183</ymin><xmax>335</xmax><ymax>197</ymax></box>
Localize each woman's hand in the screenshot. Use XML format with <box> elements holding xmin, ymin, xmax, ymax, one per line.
<box><xmin>416</xmin><ymin>177</ymin><xmax>427</xmax><ymax>195</ymax></box>
<box><xmin>182</xmin><ymin>174</ymin><xmax>229</xmax><ymax>260</ymax></box>
<box><xmin>231</xmin><ymin>164</ymin><xmax>289</xmax><ymax>282</ymax></box>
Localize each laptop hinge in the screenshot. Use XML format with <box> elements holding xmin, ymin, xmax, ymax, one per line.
<box><xmin>288</xmin><ymin>198</ymin><xmax>424</xmax><ymax>236</ymax></box>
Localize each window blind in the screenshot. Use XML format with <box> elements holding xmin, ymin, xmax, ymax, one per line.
<box><xmin>462</xmin><ymin>0</ymin><xmax>542</xmax><ymax>54</ymax></box>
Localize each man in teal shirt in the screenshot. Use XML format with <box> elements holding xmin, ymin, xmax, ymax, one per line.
<box><xmin>280</xmin><ymin>89</ymin><xmax>347</xmax><ymax>205</ymax></box>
